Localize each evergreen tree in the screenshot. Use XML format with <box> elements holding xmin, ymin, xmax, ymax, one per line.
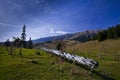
<box><xmin>56</xmin><ymin>42</ymin><xmax>62</xmax><ymax>50</ymax></box>
<box><xmin>112</xmin><ymin>27</ymin><xmax>118</xmax><ymax>39</ymax></box>
<box><xmin>92</xmin><ymin>24</ymin><xmax>120</xmax><ymax>41</ymax></box>
<box><xmin>102</xmin><ymin>30</ymin><xmax>107</xmax><ymax>40</ymax></box>
<box><xmin>92</xmin><ymin>35</ymin><xmax>97</xmax><ymax>40</ymax></box>
<box><xmin>5</xmin><ymin>39</ymin><xmax>10</xmax><ymax>47</ymax></box>
<box><xmin>13</xmin><ymin>37</ymin><xmax>23</xmax><ymax>55</ymax></box>
<box><xmin>28</xmin><ymin>37</ymin><xmax>33</xmax><ymax>49</ymax></box>
<box><xmin>115</xmin><ymin>24</ymin><xmax>120</xmax><ymax>37</ymax></box>
<box><xmin>21</xmin><ymin>25</ymin><xmax>26</xmax><ymax>48</ymax></box>
<box><xmin>5</xmin><ymin>39</ymin><xmax>15</xmax><ymax>55</ymax></box>
<box><xmin>107</xmin><ymin>27</ymin><xmax>114</xmax><ymax>39</ymax></box>
<box><xmin>97</xmin><ymin>31</ymin><xmax>104</xmax><ymax>41</ymax></box>
<box><xmin>13</xmin><ymin>37</ymin><xmax>21</xmax><ymax>47</ymax></box>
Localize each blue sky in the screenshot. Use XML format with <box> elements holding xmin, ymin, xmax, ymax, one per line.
<box><xmin>0</xmin><ymin>0</ymin><xmax>120</xmax><ymax>42</ymax></box>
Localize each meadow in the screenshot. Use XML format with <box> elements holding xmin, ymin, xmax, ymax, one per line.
<box><xmin>66</xmin><ymin>39</ymin><xmax>120</xmax><ymax>80</ymax></box>
<box><xmin>0</xmin><ymin>46</ymin><xmax>100</xmax><ymax>80</ymax></box>
<box><xmin>0</xmin><ymin>39</ymin><xmax>120</xmax><ymax>80</ymax></box>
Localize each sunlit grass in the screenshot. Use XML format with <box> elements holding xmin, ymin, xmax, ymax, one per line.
<box><xmin>66</xmin><ymin>39</ymin><xmax>120</xmax><ymax>80</ymax></box>
<box><xmin>0</xmin><ymin>46</ymin><xmax>100</xmax><ymax>80</ymax></box>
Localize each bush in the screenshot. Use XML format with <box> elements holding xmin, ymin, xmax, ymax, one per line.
<box><xmin>31</xmin><ymin>60</ymin><xmax>38</xmax><ymax>64</ymax></box>
<box><xmin>35</xmin><ymin>51</ymin><xmax>41</xmax><ymax>55</ymax></box>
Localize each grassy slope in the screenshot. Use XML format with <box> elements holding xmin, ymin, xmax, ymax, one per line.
<box><xmin>0</xmin><ymin>46</ymin><xmax>101</xmax><ymax>80</ymax></box>
<box><xmin>66</xmin><ymin>39</ymin><xmax>120</xmax><ymax>80</ymax></box>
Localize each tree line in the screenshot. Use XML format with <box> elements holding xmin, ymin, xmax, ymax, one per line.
<box><xmin>5</xmin><ymin>25</ymin><xmax>33</xmax><ymax>49</ymax></box>
<box><xmin>4</xmin><ymin>25</ymin><xmax>33</xmax><ymax>55</ymax></box>
<box><xmin>92</xmin><ymin>24</ymin><xmax>120</xmax><ymax>41</ymax></box>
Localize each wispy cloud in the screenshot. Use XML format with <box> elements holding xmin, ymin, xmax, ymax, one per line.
<box><xmin>49</xmin><ymin>28</ymin><xmax>69</xmax><ymax>34</ymax></box>
<box><xmin>56</xmin><ymin>31</ymin><xmax>69</xmax><ymax>34</ymax></box>
<box><xmin>0</xmin><ymin>22</ymin><xmax>15</xmax><ymax>27</ymax></box>
<box><xmin>0</xmin><ymin>32</ymin><xmax>21</xmax><ymax>42</ymax></box>
<box><xmin>49</xmin><ymin>28</ymin><xmax>56</xmax><ymax>33</ymax></box>
<box><xmin>0</xmin><ymin>0</ymin><xmax>120</xmax><ymax>42</ymax></box>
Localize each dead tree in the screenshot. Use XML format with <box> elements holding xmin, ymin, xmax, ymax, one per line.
<box><xmin>56</xmin><ymin>42</ymin><xmax>66</xmax><ymax>76</ymax></box>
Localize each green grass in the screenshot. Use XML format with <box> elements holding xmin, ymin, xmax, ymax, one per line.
<box><xmin>32</xmin><ymin>39</ymin><xmax>120</xmax><ymax>80</ymax></box>
<box><xmin>66</xmin><ymin>39</ymin><xmax>120</xmax><ymax>80</ymax></box>
<box><xmin>0</xmin><ymin>46</ymin><xmax>102</xmax><ymax>80</ymax></box>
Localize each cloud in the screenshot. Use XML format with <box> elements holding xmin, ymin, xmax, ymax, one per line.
<box><xmin>56</xmin><ymin>31</ymin><xmax>69</xmax><ymax>34</ymax></box>
<box><xmin>49</xmin><ymin>28</ymin><xmax>69</xmax><ymax>34</ymax></box>
<box><xmin>49</xmin><ymin>28</ymin><xmax>56</xmax><ymax>33</ymax></box>
<box><xmin>0</xmin><ymin>32</ymin><xmax>21</xmax><ymax>42</ymax></box>
<box><xmin>0</xmin><ymin>22</ymin><xmax>15</xmax><ymax>27</ymax></box>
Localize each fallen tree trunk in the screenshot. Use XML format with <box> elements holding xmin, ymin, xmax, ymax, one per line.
<box><xmin>41</xmin><ymin>47</ymin><xmax>99</xmax><ymax>70</ymax></box>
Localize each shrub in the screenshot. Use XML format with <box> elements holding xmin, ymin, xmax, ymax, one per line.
<box><xmin>35</xmin><ymin>51</ymin><xmax>41</xmax><ymax>55</ymax></box>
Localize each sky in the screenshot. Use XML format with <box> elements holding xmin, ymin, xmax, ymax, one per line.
<box><xmin>0</xmin><ymin>0</ymin><xmax>120</xmax><ymax>42</ymax></box>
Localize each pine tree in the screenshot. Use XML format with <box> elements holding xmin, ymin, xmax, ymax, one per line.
<box><xmin>28</xmin><ymin>37</ymin><xmax>33</xmax><ymax>49</ymax></box>
<box><xmin>97</xmin><ymin>31</ymin><xmax>104</xmax><ymax>41</ymax></box>
<box><xmin>102</xmin><ymin>30</ymin><xmax>107</xmax><ymax>40</ymax></box>
<box><xmin>13</xmin><ymin>37</ymin><xmax>21</xmax><ymax>47</ymax></box>
<box><xmin>112</xmin><ymin>27</ymin><xmax>118</xmax><ymax>39</ymax></box>
<box><xmin>107</xmin><ymin>27</ymin><xmax>114</xmax><ymax>39</ymax></box>
<box><xmin>5</xmin><ymin>38</ymin><xmax>17</xmax><ymax>55</ymax></box>
<box><xmin>93</xmin><ymin>24</ymin><xmax>120</xmax><ymax>41</ymax></box>
<box><xmin>5</xmin><ymin>39</ymin><xmax>10</xmax><ymax>47</ymax></box>
<box><xmin>21</xmin><ymin>25</ymin><xmax>26</xmax><ymax>48</ymax></box>
<box><xmin>115</xmin><ymin>24</ymin><xmax>120</xmax><ymax>37</ymax></box>
<box><xmin>56</xmin><ymin>42</ymin><xmax>62</xmax><ymax>50</ymax></box>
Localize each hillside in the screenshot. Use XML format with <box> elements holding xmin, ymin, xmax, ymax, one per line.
<box><xmin>33</xmin><ymin>30</ymin><xmax>98</xmax><ymax>43</ymax></box>
<box><xmin>1</xmin><ymin>39</ymin><xmax>120</xmax><ymax>80</ymax></box>
<box><xmin>66</xmin><ymin>39</ymin><xmax>120</xmax><ymax>80</ymax></box>
<box><xmin>0</xmin><ymin>46</ymin><xmax>103</xmax><ymax>80</ymax></box>
<box><xmin>35</xmin><ymin>39</ymin><xmax>120</xmax><ymax>80</ymax></box>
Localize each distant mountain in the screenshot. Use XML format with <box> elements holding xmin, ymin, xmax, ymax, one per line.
<box><xmin>32</xmin><ymin>34</ymin><xmax>73</xmax><ymax>43</ymax></box>
<box><xmin>32</xmin><ymin>30</ymin><xmax>99</xmax><ymax>43</ymax></box>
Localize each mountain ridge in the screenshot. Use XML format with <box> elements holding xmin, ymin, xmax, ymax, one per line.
<box><xmin>33</xmin><ymin>30</ymin><xmax>99</xmax><ymax>43</ymax></box>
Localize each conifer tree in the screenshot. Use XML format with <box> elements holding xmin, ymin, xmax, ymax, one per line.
<box><xmin>21</xmin><ymin>25</ymin><xmax>26</xmax><ymax>48</ymax></box>
<box><xmin>115</xmin><ymin>24</ymin><xmax>120</xmax><ymax>37</ymax></box>
<box><xmin>5</xmin><ymin>39</ymin><xmax>10</xmax><ymax>47</ymax></box>
<box><xmin>107</xmin><ymin>27</ymin><xmax>114</xmax><ymax>39</ymax></box>
<box><xmin>28</xmin><ymin>37</ymin><xmax>33</xmax><ymax>49</ymax></box>
<box><xmin>13</xmin><ymin>37</ymin><xmax>21</xmax><ymax>47</ymax></box>
<box><xmin>97</xmin><ymin>31</ymin><xmax>104</xmax><ymax>41</ymax></box>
